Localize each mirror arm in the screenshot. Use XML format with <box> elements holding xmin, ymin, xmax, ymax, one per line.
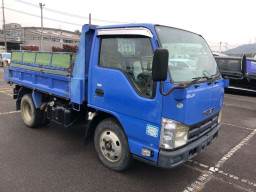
<box><xmin>244</xmin><ymin>73</ymin><xmax>251</xmax><ymax>82</ymax></box>
<box><xmin>159</xmin><ymin>82</ymin><xmax>187</xmax><ymax>96</ymax></box>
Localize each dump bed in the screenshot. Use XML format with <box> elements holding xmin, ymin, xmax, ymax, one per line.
<box><xmin>5</xmin><ymin>25</ymin><xmax>96</xmax><ymax>105</ymax></box>
<box><xmin>6</xmin><ymin>51</ymin><xmax>75</xmax><ymax>99</ymax></box>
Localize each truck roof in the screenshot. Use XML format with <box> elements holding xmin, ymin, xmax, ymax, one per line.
<box><xmin>96</xmin><ymin>23</ymin><xmax>201</xmax><ymax>37</ymax></box>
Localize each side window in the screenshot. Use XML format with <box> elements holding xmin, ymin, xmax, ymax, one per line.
<box><xmin>227</xmin><ymin>59</ymin><xmax>241</xmax><ymax>72</ymax></box>
<box><xmin>217</xmin><ymin>59</ymin><xmax>228</xmax><ymax>70</ymax></box>
<box><xmin>99</xmin><ymin>37</ymin><xmax>154</xmax><ymax>98</ymax></box>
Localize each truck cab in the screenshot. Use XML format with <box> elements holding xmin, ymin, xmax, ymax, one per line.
<box><xmin>5</xmin><ymin>24</ymin><xmax>229</xmax><ymax>171</ymax></box>
<box><xmin>86</xmin><ymin>24</ymin><xmax>228</xmax><ymax>169</ymax></box>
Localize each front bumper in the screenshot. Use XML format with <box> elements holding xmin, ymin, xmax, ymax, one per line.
<box><xmin>158</xmin><ymin>123</ymin><xmax>221</xmax><ymax>168</ymax></box>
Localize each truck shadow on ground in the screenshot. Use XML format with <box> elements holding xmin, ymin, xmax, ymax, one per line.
<box><xmin>42</xmin><ymin>121</ymin><xmax>191</xmax><ymax>176</ymax></box>
<box><xmin>1</xmin><ymin>114</ymin><xmax>201</xmax><ymax>191</ymax></box>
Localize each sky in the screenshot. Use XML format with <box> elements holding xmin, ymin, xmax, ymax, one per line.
<box><xmin>3</xmin><ymin>0</ymin><xmax>256</xmax><ymax>51</ymax></box>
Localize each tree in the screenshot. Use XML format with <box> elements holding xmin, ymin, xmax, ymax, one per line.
<box><xmin>52</xmin><ymin>46</ymin><xmax>63</xmax><ymax>52</ymax></box>
<box><xmin>63</xmin><ymin>44</ymin><xmax>78</xmax><ymax>53</ymax></box>
<box><xmin>74</xmin><ymin>30</ymin><xmax>81</xmax><ymax>35</ymax></box>
<box><xmin>22</xmin><ymin>46</ymin><xmax>39</xmax><ymax>51</ymax></box>
<box><xmin>52</xmin><ymin>44</ymin><xmax>78</xmax><ymax>53</ymax></box>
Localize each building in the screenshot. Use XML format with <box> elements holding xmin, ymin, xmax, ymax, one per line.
<box><xmin>0</xmin><ymin>23</ymin><xmax>80</xmax><ymax>51</ymax></box>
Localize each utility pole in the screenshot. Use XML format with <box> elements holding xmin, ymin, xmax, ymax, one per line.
<box><xmin>89</xmin><ymin>13</ymin><xmax>91</xmax><ymax>25</ymax></box>
<box><xmin>225</xmin><ymin>42</ymin><xmax>228</xmax><ymax>51</ymax></box>
<box><xmin>2</xmin><ymin>0</ymin><xmax>7</xmax><ymax>51</ymax></box>
<box><xmin>219</xmin><ymin>42</ymin><xmax>222</xmax><ymax>52</ymax></box>
<box><xmin>39</xmin><ymin>3</ymin><xmax>45</xmax><ymax>51</ymax></box>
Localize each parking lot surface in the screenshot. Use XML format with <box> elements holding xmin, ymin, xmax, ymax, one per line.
<box><xmin>0</xmin><ymin>68</ymin><xmax>255</xmax><ymax>192</ymax></box>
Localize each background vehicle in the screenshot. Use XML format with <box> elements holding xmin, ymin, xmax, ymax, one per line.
<box><xmin>0</xmin><ymin>53</ymin><xmax>11</xmax><ymax>67</ymax></box>
<box><xmin>212</xmin><ymin>52</ymin><xmax>228</xmax><ymax>57</ymax></box>
<box><xmin>215</xmin><ymin>55</ymin><xmax>256</xmax><ymax>92</ymax></box>
<box><xmin>5</xmin><ymin>24</ymin><xmax>228</xmax><ymax>171</ymax></box>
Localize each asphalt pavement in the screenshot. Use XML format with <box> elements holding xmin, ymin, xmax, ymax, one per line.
<box><xmin>0</xmin><ymin>67</ymin><xmax>255</xmax><ymax>192</ymax></box>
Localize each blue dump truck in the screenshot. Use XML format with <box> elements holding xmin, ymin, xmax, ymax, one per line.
<box><xmin>5</xmin><ymin>24</ymin><xmax>229</xmax><ymax>171</ymax></box>
<box><xmin>215</xmin><ymin>55</ymin><xmax>256</xmax><ymax>92</ymax></box>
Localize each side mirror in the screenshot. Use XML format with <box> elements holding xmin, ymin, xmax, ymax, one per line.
<box><xmin>241</xmin><ymin>54</ymin><xmax>247</xmax><ymax>74</ymax></box>
<box><xmin>152</xmin><ymin>48</ymin><xmax>169</xmax><ymax>82</ymax></box>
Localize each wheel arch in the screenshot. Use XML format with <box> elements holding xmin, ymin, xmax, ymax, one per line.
<box><xmin>85</xmin><ymin>108</ymin><xmax>125</xmax><ymax>143</ymax></box>
<box><xmin>16</xmin><ymin>86</ymin><xmax>32</xmax><ymax>110</ymax></box>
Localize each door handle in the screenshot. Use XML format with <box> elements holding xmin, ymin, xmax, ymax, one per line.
<box><xmin>95</xmin><ymin>88</ymin><xmax>104</xmax><ymax>97</ymax></box>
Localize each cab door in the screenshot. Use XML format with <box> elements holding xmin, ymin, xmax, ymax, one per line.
<box><xmin>89</xmin><ymin>34</ymin><xmax>162</xmax><ymax>126</ymax></box>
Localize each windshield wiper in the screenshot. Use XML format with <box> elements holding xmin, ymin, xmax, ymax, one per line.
<box><xmin>210</xmin><ymin>74</ymin><xmax>220</xmax><ymax>79</ymax></box>
<box><xmin>178</xmin><ymin>76</ymin><xmax>208</xmax><ymax>88</ymax></box>
<box><xmin>191</xmin><ymin>76</ymin><xmax>209</xmax><ymax>83</ymax></box>
<box><xmin>208</xmin><ymin>74</ymin><xmax>221</xmax><ymax>83</ymax></box>
<box><xmin>160</xmin><ymin>76</ymin><xmax>210</xmax><ymax>96</ymax></box>
<box><xmin>202</xmin><ymin>70</ymin><xmax>221</xmax><ymax>83</ymax></box>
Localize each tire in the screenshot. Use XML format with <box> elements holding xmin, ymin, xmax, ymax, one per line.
<box><xmin>94</xmin><ymin>118</ymin><xmax>133</xmax><ymax>171</ymax></box>
<box><xmin>21</xmin><ymin>94</ymin><xmax>43</xmax><ymax>128</ymax></box>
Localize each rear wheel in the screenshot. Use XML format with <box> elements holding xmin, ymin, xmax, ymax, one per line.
<box><xmin>21</xmin><ymin>94</ymin><xmax>43</xmax><ymax>128</ymax></box>
<box><xmin>94</xmin><ymin>118</ymin><xmax>133</xmax><ymax>171</ymax></box>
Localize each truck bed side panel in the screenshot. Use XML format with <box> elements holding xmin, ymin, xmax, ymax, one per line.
<box><xmin>7</xmin><ymin>66</ymin><xmax>70</xmax><ymax>98</ymax></box>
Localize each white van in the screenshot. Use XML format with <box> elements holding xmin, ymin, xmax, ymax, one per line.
<box><xmin>0</xmin><ymin>53</ymin><xmax>11</xmax><ymax>67</ymax></box>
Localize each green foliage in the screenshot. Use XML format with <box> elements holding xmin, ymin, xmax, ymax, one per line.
<box><xmin>74</xmin><ymin>30</ymin><xmax>81</xmax><ymax>35</ymax></box>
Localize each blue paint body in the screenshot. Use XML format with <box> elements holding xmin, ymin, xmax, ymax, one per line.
<box><xmin>5</xmin><ymin>24</ymin><xmax>227</xmax><ymax>164</ymax></box>
<box><xmin>162</xmin><ymin>79</ymin><xmax>225</xmax><ymax>126</ymax></box>
<box><xmin>7</xmin><ymin>67</ymin><xmax>70</xmax><ymax>98</ymax></box>
<box><xmin>246</xmin><ymin>59</ymin><xmax>256</xmax><ymax>79</ymax></box>
<box><xmin>32</xmin><ymin>90</ymin><xmax>44</xmax><ymax>108</ymax></box>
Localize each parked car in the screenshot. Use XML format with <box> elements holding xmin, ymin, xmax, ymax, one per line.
<box><xmin>0</xmin><ymin>53</ymin><xmax>11</xmax><ymax>67</ymax></box>
<box><xmin>212</xmin><ymin>52</ymin><xmax>228</xmax><ymax>57</ymax></box>
<box><xmin>215</xmin><ymin>55</ymin><xmax>256</xmax><ymax>92</ymax></box>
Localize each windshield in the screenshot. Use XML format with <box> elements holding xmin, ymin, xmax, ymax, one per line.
<box><xmin>155</xmin><ymin>26</ymin><xmax>220</xmax><ymax>83</ymax></box>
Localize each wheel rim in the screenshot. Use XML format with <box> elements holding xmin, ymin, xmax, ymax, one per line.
<box><xmin>99</xmin><ymin>130</ymin><xmax>122</xmax><ymax>162</ymax></box>
<box><xmin>22</xmin><ymin>101</ymin><xmax>32</xmax><ymax>122</ymax></box>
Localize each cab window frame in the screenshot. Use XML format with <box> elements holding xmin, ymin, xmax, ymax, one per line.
<box><xmin>97</xmin><ymin>35</ymin><xmax>157</xmax><ymax>99</ymax></box>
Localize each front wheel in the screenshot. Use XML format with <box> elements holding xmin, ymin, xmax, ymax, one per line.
<box><xmin>94</xmin><ymin>118</ymin><xmax>133</xmax><ymax>171</ymax></box>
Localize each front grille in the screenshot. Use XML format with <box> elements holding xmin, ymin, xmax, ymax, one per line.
<box><xmin>188</xmin><ymin>113</ymin><xmax>219</xmax><ymax>143</ymax></box>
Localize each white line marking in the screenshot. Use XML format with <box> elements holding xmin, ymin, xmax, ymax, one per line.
<box><xmin>189</xmin><ymin>160</ymin><xmax>256</xmax><ymax>189</ymax></box>
<box><xmin>0</xmin><ymin>90</ymin><xmax>13</xmax><ymax>97</ymax></box>
<box><xmin>183</xmin><ymin>129</ymin><xmax>256</xmax><ymax>192</ymax></box>
<box><xmin>223</xmin><ymin>103</ymin><xmax>255</xmax><ymax>111</ymax></box>
<box><xmin>222</xmin><ymin>122</ymin><xmax>254</xmax><ymax>131</ymax></box>
<box><xmin>0</xmin><ymin>110</ymin><xmax>20</xmax><ymax>116</ymax></box>
<box><xmin>183</xmin><ymin>171</ymin><xmax>212</xmax><ymax>192</ymax></box>
<box><xmin>215</xmin><ymin>129</ymin><xmax>256</xmax><ymax>168</ymax></box>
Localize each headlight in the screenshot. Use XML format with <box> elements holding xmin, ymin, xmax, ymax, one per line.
<box><xmin>160</xmin><ymin>118</ymin><xmax>189</xmax><ymax>150</ymax></box>
<box><xmin>218</xmin><ymin>110</ymin><xmax>222</xmax><ymax>123</ymax></box>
